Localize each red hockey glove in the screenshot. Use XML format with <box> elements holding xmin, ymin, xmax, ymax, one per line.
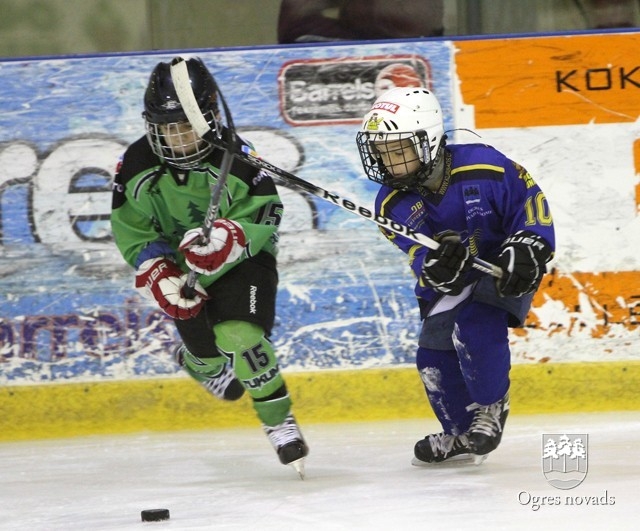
<box><xmin>135</xmin><ymin>257</ymin><xmax>208</xmax><ymax>320</ymax></box>
<box><xmin>495</xmin><ymin>230</ymin><xmax>552</xmax><ymax>297</ymax></box>
<box><xmin>179</xmin><ymin>219</ymin><xmax>246</xmax><ymax>275</ymax></box>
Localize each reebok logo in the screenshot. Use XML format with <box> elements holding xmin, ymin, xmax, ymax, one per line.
<box><xmin>249</xmin><ymin>285</ymin><xmax>258</xmax><ymax>314</ymax></box>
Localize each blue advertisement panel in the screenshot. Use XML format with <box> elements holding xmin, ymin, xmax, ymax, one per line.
<box><xmin>0</xmin><ymin>41</ymin><xmax>453</xmax><ymax>383</ymax></box>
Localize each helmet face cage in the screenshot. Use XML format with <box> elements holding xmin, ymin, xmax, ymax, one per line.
<box><xmin>145</xmin><ymin>110</ymin><xmax>218</xmax><ymax>170</ymax></box>
<box><xmin>356</xmin><ymin>131</ymin><xmax>432</xmax><ymax>189</ymax></box>
<box><xmin>143</xmin><ymin>58</ymin><xmax>222</xmax><ymax>169</ymax></box>
<box><xmin>356</xmin><ymin>87</ymin><xmax>444</xmax><ymax>191</ymax></box>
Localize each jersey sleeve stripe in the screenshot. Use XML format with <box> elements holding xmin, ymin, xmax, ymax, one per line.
<box><xmin>451</xmin><ymin>163</ymin><xmax>505</xmax><ymax>175</ymax></box>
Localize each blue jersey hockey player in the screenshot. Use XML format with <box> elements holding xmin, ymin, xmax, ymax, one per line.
<box><xmin>356</xmin><ymin>87</ymin><xmax>555</xmax><ymax>464</ymax></box>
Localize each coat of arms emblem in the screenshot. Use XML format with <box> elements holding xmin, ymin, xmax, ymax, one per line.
<box><xmin>542</xmin><ymin>433</ymin><xmax>588</xmax><ymax>490</ymax></box>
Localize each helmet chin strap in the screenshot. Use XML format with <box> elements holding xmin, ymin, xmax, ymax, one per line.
<box><xmin>419</xmin><ymin>142</ymin><xmax>446</xmax><ymax>188</ymax></box>
<box><xmin>423</xmin><ymin>148</ymin><xmax>445</xmax><ymax>181</ymax></box>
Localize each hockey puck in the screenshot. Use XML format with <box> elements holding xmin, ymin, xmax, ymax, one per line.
<box><xmin>141</xmin><ymin>508</ymin><xmax>170</xmax><ymax>522</ymax></box>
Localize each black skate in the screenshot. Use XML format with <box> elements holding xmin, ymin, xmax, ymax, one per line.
<box><xmin>264</xmin><ymin>414</ymin><xmax>309</xmax><ymax>479</ymax></box>
<box><xmin>173</xmin><ymin>344</ymin><xmax>244</xmax><ymax>401</ymax></box>
<box><xmin>467</xmin><ymin>393</ymin><xmax>510</xmax><ymax>459</ymax></box>
<box><xmin>412</xmin><ymin>432</ymin><xmax>472</xmax><ymax>465</ymax></box>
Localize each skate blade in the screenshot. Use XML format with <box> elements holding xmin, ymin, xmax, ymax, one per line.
<box><xmin>290</xmin><ymin>457</ymin><xmax>306</xmax><ymax>480</ymax></box>
<box><xmin>411</xmin><ymin>453</ymin><xmax>479</xmax><ymax>467</ymax></box>
<box><xmin>472</xmin><ymin>454</ymin><xmax>488</xmax><ymax>465</ymax></box>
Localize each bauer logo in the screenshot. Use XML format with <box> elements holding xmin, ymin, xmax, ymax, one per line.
<box><xmin>278</xmin><ymin>55</ymin><xmax>430</xmax><ymax>125</ymax></box>
<box><xmin>542</xmin><ymin>434</ymin><xmax>589</xmax><ymax>490</ymax></box>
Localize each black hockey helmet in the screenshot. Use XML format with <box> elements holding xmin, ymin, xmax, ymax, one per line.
<box><xmin>143</xmin><ymin>57</ymin><xmax>219</xmax><ymax>124</ymax></box>
<box><xmin>143</xmin><ymin>56</ymin><xmax>222</xmax><ymax>169</ymax></box>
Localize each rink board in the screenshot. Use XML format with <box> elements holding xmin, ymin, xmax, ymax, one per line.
<box><xmin>1</xmin><ymin>31</ymin><xmax>640</xmax><ymax>388</ymax></box>
<box><xmin>2</xmin><ymin>361</ymin><xmax>639</xmax><ymax>442</ymax></box>
<box><xmin>1</xmin><ymin>31</ymin><xmax>639</xmax><ymax>441</ymax></box>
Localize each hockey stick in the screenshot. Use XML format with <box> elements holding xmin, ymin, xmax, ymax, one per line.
<box><xmin>170</xmin><ymin>58</ymin><xmax>500</xmax><ymax>279</ymax></box>
<box><xmin>170</xmin><ymin>57</ymin><xmax>237</xmax><ymax>296</ymax></box>
<box><xmin>234</xmin><ymin>151</ymin><xmax>503</xmax><ymax>279</ymax></box>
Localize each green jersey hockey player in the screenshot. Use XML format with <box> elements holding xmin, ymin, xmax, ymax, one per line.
<box><xmin>110</xmin><ymin>57</ymin><xmax>308</xmax><ymax>476</ymax></box>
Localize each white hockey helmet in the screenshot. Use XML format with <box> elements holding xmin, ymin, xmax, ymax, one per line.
<box><xmin>356</xmin><ymin>87</ymin><xmax>445</xmax><ymax>192</ymax></box>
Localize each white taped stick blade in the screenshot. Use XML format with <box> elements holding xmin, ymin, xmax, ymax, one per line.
<box><xmin>169</xmin><ymin>58</ymin><xmax>211</xmax><ymax>139</ymax></box>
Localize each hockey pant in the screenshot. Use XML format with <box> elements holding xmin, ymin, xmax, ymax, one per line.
<box><xmin>417</xmin><ymin>300</ymin><xmax>511</xmax><ymax>435</ymax></box>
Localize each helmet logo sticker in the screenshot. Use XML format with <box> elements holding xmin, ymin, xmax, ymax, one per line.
<box><xmin>365</xmin><ymin>113</ymin><xmax>385</xmax><ymax>131</ymax></box>
<box><xmin>162</xmin><ymin>100</ymin><xmax>181</xmax><ymax>110</ymax></box>
<box><xmin>371</xmin><ymin>101</ymin><xmax>399</xmax><ymax>113</ymax></box>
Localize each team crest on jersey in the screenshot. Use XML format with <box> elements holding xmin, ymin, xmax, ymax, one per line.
<box><xmin>463</xmin><ymin>185</ymin><xmax>481</xmax><ymax>204</ymax></box>
<box><xmin>513</xmin><ymin>161</ymin><xmax>535</xmax><ymax>188</ymax></box>
<box><xmin>542</xmin><ymin>433</ymin><xmax>589</xmax><ymax>490</ymax></box>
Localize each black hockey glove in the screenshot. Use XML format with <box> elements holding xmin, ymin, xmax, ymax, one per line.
<box><xmin>495</xmin><ymin>230</ymin><xmax>552</xmax><ymax>297</ymax></box>
<box><xmin>421</xmin><ymin>234</ymin><xmax>473</xmax><ymax>295</ymax></box>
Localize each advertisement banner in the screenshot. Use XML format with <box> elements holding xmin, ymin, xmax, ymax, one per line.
<box><xmin>0</xmin><ymin>32</ymin><xmax>638</xmax><ymax>385</ymax></box>
<box><xmin>453</xmin><ymin>32</ymin><xmax>640</xmax><ymax>363</ymax></box>
<box><xmin>0</xmin><ymin>42</ymin><xmax>452</xmax><ymax>382</ymax></box>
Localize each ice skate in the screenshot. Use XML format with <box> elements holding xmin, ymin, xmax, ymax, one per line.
<box><xmin>173</xmin><ymin>344</ymin><xmax>245</xmax><ymax>401</ymax></box>
<box><xmin>467</xmin><ymin>393</ymin><xmax>510</xmax><ymax>457</ymax></box>
<box><xmin>412</xmin><ymin>432</ymin><xmax>473</xmax><ymax>466</ymax></box>
<box><xmin>263</xmin><ymin>414</ymin><xmax>309</xmax><ymax>479</ymax></box>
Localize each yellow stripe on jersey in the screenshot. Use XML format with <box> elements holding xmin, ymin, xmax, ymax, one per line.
<box><xmin>377</xmin><ymin>190</ymin><xmax>404</xmax><ymax>243</ymax></box>
<box><xmin>378</xmin><ymin>189</ymin><xmax>402</xmax><ymax>215</ymax></box>
<box><xmin>408</xmin><ymin>243</ymin><xmax>422</xmax><ymax>278</ymax></box>
<box><xmin>451</xmin><ymin>164</ymin><xmax>505</xmax><ymax>175</ymax></box>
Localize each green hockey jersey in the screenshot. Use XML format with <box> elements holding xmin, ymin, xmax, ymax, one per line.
<box><xmin>111</xmin><ymin>135</ymin><xmax>283</xmax><ymax>288</ymax></box>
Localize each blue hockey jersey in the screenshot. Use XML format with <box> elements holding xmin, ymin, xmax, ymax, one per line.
<box><xmin>375</xmin><ymin>143</ymin><xmax>556</xmax><ymax>312</ymax></box>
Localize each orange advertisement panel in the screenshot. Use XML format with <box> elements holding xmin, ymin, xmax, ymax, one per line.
<box><xmin>455</xmin><ymin>33</ymin><xmax>640</xmax><ymax>128</ymax></box>
<box><xmin>527</xmin><ymin>270</ymin><xmax>640</xmax><ymax>336</ymax></box>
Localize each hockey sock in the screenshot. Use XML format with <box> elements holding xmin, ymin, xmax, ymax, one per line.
<box><xmin>416</xmin><ymin>346</ymin><xmax>475</xmax><ymax>434</ymax></box>
<box><xmin>453</xmin><ymin>301</ymin><xmax>510</xmax><ymax>405</ymax></box>
<box><xmin>213</xmin><ymin>320</ymin><xmax>291</xmax><ymax>424</ymax></box>
<box><xmin>253</xmin><ymin>389</ymin><xmax>292</xmax><ymax>427</ymax></box>
<box><xmin>180</xmin><ymin>345</ymin><xmax>227</xmax><ymax>382</ymax></box>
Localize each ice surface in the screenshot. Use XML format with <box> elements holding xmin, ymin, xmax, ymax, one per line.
<box><xmin>1</xmin><ymin>412</ymin><xmax>638</xmax><ymax>530</ymax></box>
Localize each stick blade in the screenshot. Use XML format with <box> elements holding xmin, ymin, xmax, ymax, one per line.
<box><xmin>169</xmin><ymin>57</ymin><xmax>212</xmax><ymax>139</ymax></box>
